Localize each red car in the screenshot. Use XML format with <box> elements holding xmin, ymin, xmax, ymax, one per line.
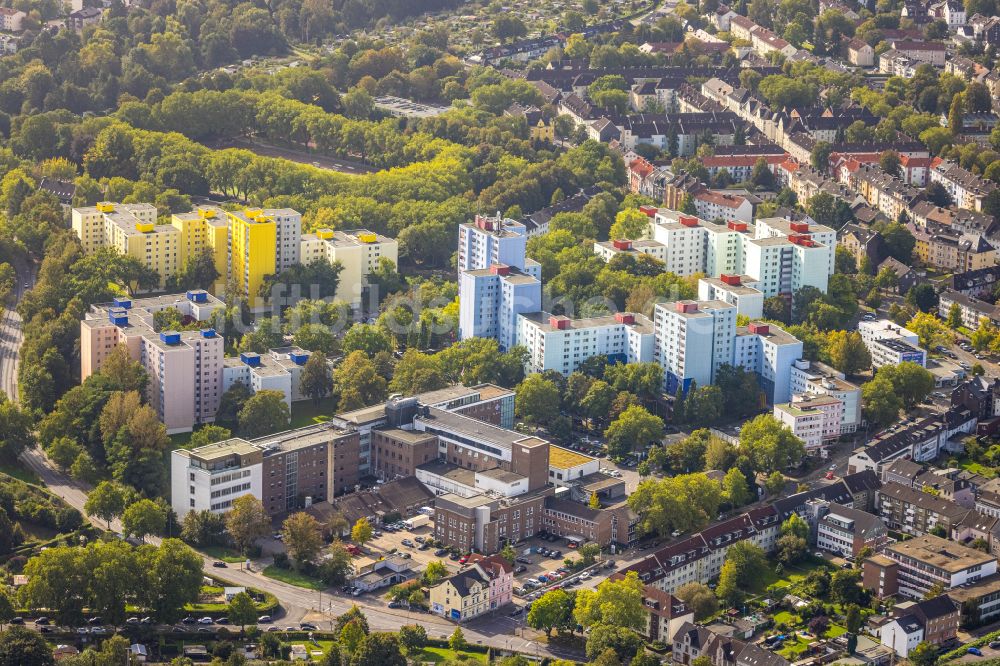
<box><xmin>825</xmin><ymin>471</ymin><xmax>835</xmax><ymax>480</ymax></box>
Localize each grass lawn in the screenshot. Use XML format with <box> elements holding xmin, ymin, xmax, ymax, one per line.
<box><xmin>407</xmin><ymin>647</ymin><xmax>487</xmax><ymax>663</ymax></box>
<box><xmin>751</xmin><ymin>560</ymin><xmax>829</xmax><ymax>595</ymax></box>
<box><xmin>776</xmin><ymin>624</ymin><xmax>847</xmax><ymax>659</ymax></box>
<box><xmin>169</xmin><ymin>431</ymin><xmax>193</xmax><ymax>449</ymax></box>
<box><xmin>202</xmin><ymin>545</ymin><xmax>246</xmax><ymax>563</ymax></box>
<box><xmin>772</xmin><ymin>611</ymin><xmax>797</xmax><ymax>627</ymax></box>
<box><xmin>262</xmin><ymin>565</ymin><xmax>326</xmax><ymax>591</ymax></box>
<box><xmin>0</xmin><ymin>460</ymin><xmax>42</xmax><ymax>485</ymax></box>
<box><xmin>290</xmin><ymin>397</ymin><xmax>336</xmax><ymax>429</ymax></box>
<box><xmin>953</xmin><ymin>456</ymin><xmax>997</xmax><ymax>479</ymax></box>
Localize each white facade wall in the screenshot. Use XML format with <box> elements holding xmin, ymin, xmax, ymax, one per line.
<box><xmin>170</xmin><ymin>450</ymin><xmax>262</xmax><ymax>518</ymax></box>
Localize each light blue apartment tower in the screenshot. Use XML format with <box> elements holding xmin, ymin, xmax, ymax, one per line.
<box><xmin>458</xmin><ymin>214</ymin><xmax>541</xmax><ymax>350</ymax></box>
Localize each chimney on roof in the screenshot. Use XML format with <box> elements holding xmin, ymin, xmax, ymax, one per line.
<box><xmin>549</xmin><ymin>315</ymin><xmax>571</xmax><ymax>330</ymax></box>
<box><xmin>720</xmin><ymin>274</ymin><xmax>742</xmax><ymax>286</ymax></box>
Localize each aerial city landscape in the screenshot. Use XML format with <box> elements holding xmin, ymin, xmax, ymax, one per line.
<box><xmin>6</xmin><ymin>0</ymin><xmax>1000</xmax><ymax>663</ymax></box>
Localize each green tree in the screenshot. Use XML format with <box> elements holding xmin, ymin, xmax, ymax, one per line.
<box><xmin>825</xmin><ymin>330</ymin><xmax>872</xmax><ymax>376</ymax></box>
<box><xmin>189</xmin><ymin>425</ymin><xmax>232</xmax><ymax>449</ymax></box>
<box><xmin>0</xmin><ymin>626</ymin><xmax>54</xmax><ymax>666</ymax></box>
<box><xmin>334</xmin><ymin>351</ymin><xmax>388</xmax><ymax>411</ymax></box>
<box><xmin>907</xmin><ymin>312</ymin><xmax>950</xmax><ymax>349</ymax></box>
<box><xmin>586</xmin><ymin>625</ymin><xmax>643</xmax><ymax>663</ymax></box>
<box><xmin>909</xmin><ymin>641</ymin><xmax>937</xmax><ymax>666</ymax></box>
<box><xmin>318</xmin><ymin>541</ymin><xmax>354</xmax><ymax>586</ymax></box>
<box><xmin>765</xmin><ymin>470</ymin><xmax>786</xmax><ymax>495</ymax></box>
<box><xmin>282</xmin><ymin>512</ymin><xmax>323</xmax><ymax>569</ymax></box>
<box><xmin>515</xmin><ymin>375</ymin><xmax>561</xmax><ymax>424</ymax></box>
<box><xmin>604</xmin><ymin>406</ymin><xmax>664</xmax><ymax>459</ymax></box>
<box><xmin>340</xmin><ymin>619</ymin><xmax>367</xmax><ymax>653</ymax></box>
<box><xmin>352</xmin><ymin>632</ymin><xmax>406</xmax><ymax>666</ymax></box>
<box><xmin>300</xmin><ymin>352</ymin><xmax>334</xmax><ymax>405</ymax></box>
<box><xmin>947</xmin><ymin>302</ymin><xmax>963</xmax><ymax>329</ymax></box>
<box><xmin>225</xmin><ymin>495</ymin><xmax>271</xmax><ymax>554</ymax></box>
<box><xmin>722</xmin><ymin>467</ymin><xmax>752</xmax><ymax>507</ymax></box>
<box><xmin>527</xmin><ymin>589</ymin><xmax>575</xmax><ymax>636</ymax></box>
<box><xmin>830</xmin><ymin>568</ymin><xmax>863</xmax><ymax>605</ymax></box>
<box><xmin>228</xmin><ymin>591</ymin><xmax>257</xmax><ymax>634</ymax></box>
<box><xmin>810</xmin><ymin>141</ymin><xmax>833</xmax><ymax>172</ymax></box>
<box><xmin>448</xmin><ymin>627</ymin><xmax>468</xmax><ymax>651</ymax></box>
<box><xmin>781</xmin><ymin>512</ymin><xmax>809</xmax><ymax>539</ymax></box>
<box><xmin>675</xmin><ymin>582</ymin><xmax>718</xmax><ymax>621</ymax></box>
<box><xmin>238</xmin><ymin>390</ymin><xmax>290</xmax><ymax>437</ymax></box>
<box><xmin>399</xmin><ymin>624</ymin><xmax>427</xmax><ymax>652</ymax></box>
<box><xmin>608</xmin><ymin>208</ymin><xmax>650</xmax><ymax>240</ymax></box>
<box><xmin>342</xmin><ymin>324</ymin><xmax>393</xmax><ymax>357</ymax></box>
<box><xmin>84</xmin><ymin>481</ymin><xmax>127</xmax><ymax>529</ymax></box>
<box><xmin>574</xmin><ymin>571</ymin><xmax>645</xmax><ymax>630</ymax></box>
<box><xmin>878</xmin><ymin>362</ymin><xmax>935</xmax><ymax>410</ymax></box>
<box><xmin>862</xmin><ymin>375</ymin><xmax>903</xmax><ymax>429</ymax></box>
<box><xmin>738</xmin><ymin>414</ymin><xmax>806</xmax><ymax>472</ymax></box>
<box><xmin>351</xmin><ymin>517</ymin><xmax>373</xmax><ymax>547</ymax></box>
<box><xmin>121</xmin><ymin>498</ymin><xmax>167</xmax><ymax>542</ymax></box>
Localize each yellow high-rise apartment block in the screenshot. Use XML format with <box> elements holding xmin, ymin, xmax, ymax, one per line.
<box><xmin>71</xmin><ymin>202</ymin><xmax>179</xmax><ymax>288</ymax></box>
<box><xmin>227</xmin><ymin>208</ymin><xmax>277</xmax><ymax>306</ymax></box>
<box><xmin>170</xmin><ymin>206</ymin><xmax>230</xmax><ymax>286</ymax></box>
<box><xmin>171</xmin><ymin>205</ymin><xmax>301</xmax><ymax>308</ymax></box>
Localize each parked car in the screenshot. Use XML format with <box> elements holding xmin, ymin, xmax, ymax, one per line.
<box><xmin>515</xmin><ymin>557</ymin><xmax>531</xmax><ymax>564</ymax></box>
<box><xmin>968</xmin><ymin>648</ymin><xmax>983</xmax><ymax>656</ymax></box>
<box><xmin>198</xmin><ymin>617</ymin><xmax>213</xmax><ymax>625</ymax></box>
<box><xmin>988</xmin><ymin>641</ymin><xmax>1000</xmax><ymax>649</ymax></box>
<box><xmin>87</xmin><ymin>617</ymin><xmax>103</xmax><ymax>625</ymax></box>
<box><xmin>300</xmin><ymin>623</ymin><xmax>318</xmax><ymax>630</ymax></box>
<box><xmin>34</xmin><ymin>617</ymin><xmax>50</xmax><ymax>625</ymax></box>
<box><xmin>551</xmin><ymin>550</ymin><xmax>562</xmax><ymax>558</ymax></box>
<box><xmin>401</xmin><ymin>539</ymin><xmax>414</xmax><ymax>547</ymax></box>
<box><xmin>435</xmin><ymin>548</ymin><xmax>448</xmax><ymax>556</ymax></box>
<box><xmin>9</xmin><ymin>618</ymin><xmax>23</xmax><ymax>625</ymax></box>
<box><xmin>388</xmin><ymin>601</ymin><xmax>403</xmax><ymax>609</ymax></box>
<box><xmin>181</xmin><ymin>617</ymin><xmax>196</xmax><ymax>624</ymax></box>
<box><xmin>212</xmin><ymin>560</ymin><xmax>227</xmax><ymax>568</ymax></box>
<box><xmin>216</xmin><ymin>617</ymin><xmax>229</xmax><ymax>625</ymax></box>
<box><xmin>257</xmin><ymin>616</ymin><xmax>272</xmax><ymax>623</ymax></box>
<box><xmin>140</xmin><ymin>617</ymin><xmax>153</xmax><ymax>625</ymax></box>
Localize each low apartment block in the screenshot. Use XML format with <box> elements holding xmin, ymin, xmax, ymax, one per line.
<box><xmin>72</xmin><ymin>203</ymin><xmax>178</xmax><ymax>289</ymax></box>
<box><xmin>879</xmin><ymin>596</ymin><xmax>960</xmax><ymax>657</ymax></box>
<box><xmin>848</xmin><ymin>411</ymin><xmax>975</xmax><ymax>476</ymax></box>
<box><xmin>863</xmin><ymin>534</ymin><xmax>997</xmax><ymax>598</ymax></box>
<box><xmin>169</xmin><ymin>423</ymin><xmax>361</xmax><ymax>517</ymax></box>
<box><xmin>789</xmin><ymin>360</ymin><xmax>862</xmax><ymax>434</ymax></box>
<box><xmin>773</xmin><ymin>395</ymin><xmax>843</xmax><ymax>454</ymax></box>
<box><xmin>876</xmin><ymin>482</ymin><xmax>971</xmax><ymax>536</ymax></box>
<box><xmin>814</xmin><ymin>502</ymin><xmax>888</xmax><ymax>557</ymax></box>
<box><xmin>429</xmin><ymin>554</ymin><xmax>513</xmax><ymax>621</ymax></box>
<box><xmin>516</xmin><ymin>311</ymin><xmax>655</xmax><ymax>376</ymax></box>
<box><xmin>300</xmin><ymin>228</ymin><xmax>398</xmax><ymax>307</ymax></box>
<box><xmin>858</xmin><ymin>319</ymin><xmax>927</xmax><ymax>368</ymax></box>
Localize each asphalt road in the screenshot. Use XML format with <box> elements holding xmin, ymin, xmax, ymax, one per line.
<box><xmin>205</xmin><ymin>137</ymin><xmax>375</xmax><ymax>175</ymax></box>
<box><xmin>17</xmin><ymin>446</ymin><xmax>585</xmax><ymax>660</ymax></box>
<box><xmin>0</xmin><ymin>256</ymin><xmax>33</xmax><ymax>402</ymax></box>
